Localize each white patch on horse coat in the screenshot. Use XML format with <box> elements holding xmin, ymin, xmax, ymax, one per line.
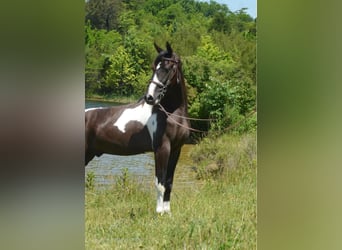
<box><xmin>147</xmin><ymin>113</ymin><xmax>157</xmax><ymax>146</ymax></box>
<box><xmin>113</xmin><ymin>103</ymin><xmax>153</xmax><ymax>133</ymax></box>
<box><xmin>155</xmin><ymin>177</ymin><xmax>165</xmax><ymax>213</ymax></box>
<box><xmin>85</xmin><ymin>107</ymin><xmax>103</xmax><ymax>112</ymax></box>
<box><xmin>151</xmin><ymin>71</ymin><xmax>163</xmax><ymax>86</ymax></box>
<box><xmin>147</xmin><ymin>63</ymin><xmax>163</xmax><ymax>98</ymax></box>
<box><xmin>147</xmin><ymin>80</ymin><xmax>157</xmax><ymax>99</ymax></box>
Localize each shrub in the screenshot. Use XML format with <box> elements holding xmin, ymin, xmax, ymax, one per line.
<box><xmin>190</xmin><ymin>132</ymin><xmax>256</xmax><ymax>180</ymax></box>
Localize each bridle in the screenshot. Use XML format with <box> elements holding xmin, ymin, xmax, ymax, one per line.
<box><xmin>149</xmin><ymin>57</ymin><xmax>180</xmax><ymax>102</ymax></box>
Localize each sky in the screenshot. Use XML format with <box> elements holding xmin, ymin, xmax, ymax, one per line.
<box><xmin>211</xmin><ymin>0</ymin><xmax>257</xmax><ymax>18</ymax></box>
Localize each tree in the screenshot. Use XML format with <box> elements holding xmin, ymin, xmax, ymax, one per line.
<box><xmin>85</xmin><ymin>22</ymin><xmax>122</xmax><ymax>95</ymax></box>
<box><xmin>157</xmin><ymin>3</ymin><xmax>186</xmax><ymax>32</ymax></box>
<box><xmin>104</xmin><ymin>46</ymin><xmax>136</xmax><ymax>95</ymax></box>
<box><xmin>85</xmin><ymin>0</ymin><xmax>123</xmax><ymax>30</ymax></box>
<box><xmin>209</xmin><ymin>12</ymin><xmax>231</xmax><ymax>34</ymax></box>
<box><xmin>84</xmin><ymin>0</ymin><xmax>257</xmax><ymax>133</ymax></box>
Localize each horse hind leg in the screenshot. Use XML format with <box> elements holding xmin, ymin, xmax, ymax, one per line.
<box><xmin>85</xmin><ymin>128</ymin><xmax>97</xmax><ymax>166</ymax></box>
<box><xmin>85</xmin><ymin>142</ymin><xmax>103</xmax><ymax>165</ymax></box>
<box><xmin>85</xmin><ymin>137</ymin><xmax>95</xmax><ymax>166</ymax></box>
<box><xmin>85</xmin><ymin>149</ymin><xmax>95</xmax><ymax>166</ymax></box>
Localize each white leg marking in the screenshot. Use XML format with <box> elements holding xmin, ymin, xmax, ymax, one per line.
<box><xmin>163</xmin><ymin>201</ymin><xmax>171</xmax><ymax>214</ymax></box>
<box><xmin>155</xmin><ymin>177</ymin><xmax>165</xmax><ymax>213</ymax></box>
<box><xmin>114</xmin><ymin>103</ymin><xmax>153</xmax><ymax>133</ymax></box>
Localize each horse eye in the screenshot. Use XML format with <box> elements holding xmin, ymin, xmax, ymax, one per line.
<box><xmin>157</xmin><ymin>67</ymin><xmax>168</xmax><ymax>75</ymax></box>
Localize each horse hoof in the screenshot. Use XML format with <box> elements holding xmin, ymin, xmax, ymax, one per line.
<box><xmin>156</xmin><ymin>210</ymin><xmax>172</xmax><ymax>216</ymax></box>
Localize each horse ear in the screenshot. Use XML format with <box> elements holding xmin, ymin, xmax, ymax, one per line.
<box><xmin>154</xmin><ymin>42</ymin><xmax>163</xmax><ymax>53</ymax></box>
<box><xmin>166</xmin><ymin>42</ymin><xmax>173</xmax><ymax>56</ymax></box>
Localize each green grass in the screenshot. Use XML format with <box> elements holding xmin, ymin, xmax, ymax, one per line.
<box><xmin>85</xmin><ymin>133</ymin><xmax>256</xmax><ymax>249</ymax></box>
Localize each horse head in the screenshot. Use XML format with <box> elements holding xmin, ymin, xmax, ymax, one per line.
<box><xmin>145</xmin><ymin>42</ymin><xmax>181</xmax><ymax>106</ymax></box>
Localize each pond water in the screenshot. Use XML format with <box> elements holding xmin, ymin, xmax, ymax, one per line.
<box><xmin>85</xmin><ymin>100</ymin><xmax>197</xmax><ymax>189</ymax></box>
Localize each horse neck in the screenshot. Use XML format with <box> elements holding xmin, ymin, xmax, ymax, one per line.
<box><xmin>160</xmin><ymin>77</ymin><xmax>188</xmax><ymax>114</ymax></box>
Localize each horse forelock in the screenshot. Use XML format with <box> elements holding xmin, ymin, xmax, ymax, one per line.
<box><xmin>153</xmin><ymin>50</ymin><xmax>180</xmax><ymax>68</ymax></box>
<box><xmin>153</xmin><ymin>52</ymin><xmax>166</xmax><ymax>68</ymax></box>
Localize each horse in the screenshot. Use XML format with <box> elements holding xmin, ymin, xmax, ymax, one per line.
<box><xmin>85</xmin><ymin>42</ymin><xmax>190</xmax><ymax>214</ymax></box>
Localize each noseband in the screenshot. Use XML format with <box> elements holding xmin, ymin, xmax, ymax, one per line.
<box><xmin>150</xmin><ymin>57</ymin><xmax>180</xmax><ymax>101</ymax></box>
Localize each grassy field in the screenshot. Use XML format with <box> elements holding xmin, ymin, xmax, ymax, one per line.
<box><xmin>85</xmin><ymin>133</ymin><xmax>256</xmax><ymax>249</ymax></box>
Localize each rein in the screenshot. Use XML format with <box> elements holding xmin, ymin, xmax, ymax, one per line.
<box><xmin>158</xmin><ymin>104</ymin><xmax>208</xmax><ymax>133</ymax></box>
<box><xmin>158</xmin><ymin>106</ymin><xmax>216</xmax><ymax>122</ymax></box>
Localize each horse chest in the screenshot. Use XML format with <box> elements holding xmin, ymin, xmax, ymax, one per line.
<box><xmin>113</xmin><ymin>103</ymin><xmax>158</xmax><ymax>141</ymax></box>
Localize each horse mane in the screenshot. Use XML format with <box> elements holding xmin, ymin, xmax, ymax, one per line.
<box><xmin>174</xmin><ymin>53</ymin><xmax>188</xmax><ymax>112</ymax></box>
<box><xmin>180</xmin><ymin>70</ymin><xmax>188</xmax><ymax>111</ymax></box>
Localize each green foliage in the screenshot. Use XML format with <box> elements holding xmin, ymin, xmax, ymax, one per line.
<box><xmin>85</xmin><ymin>22</ymin><xmax>122</xmax><ymax>95</ymax></box>
<box><xmin>183</xmin><ymin>34</ymin><xmax>255</xmax><ymax>132</ymax></box>
<box><xmin>85</xmin><ymin>0</ymin><xmax>123</xmax><ymax>30</ymax></box>
<box><xmin>105</xmin><ymin>46</ymin><xmax>136</xmax><ymax>93</ymax></box>
<box><xmin>85</xmin><ymin>0</ymin><xmax>256</xmax><ymax>133</ymax></box>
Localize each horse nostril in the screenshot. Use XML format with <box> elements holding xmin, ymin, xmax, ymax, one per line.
<box><xmin>145</xmin><ymin>95</ymin><xmax>154</xmax><ymax>103</ymax></box>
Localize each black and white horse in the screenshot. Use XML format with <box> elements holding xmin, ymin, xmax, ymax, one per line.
<box><xmin>85</xmin><ymin>42</ymin><xmax>190</xmax><ymax>214</ymax></box>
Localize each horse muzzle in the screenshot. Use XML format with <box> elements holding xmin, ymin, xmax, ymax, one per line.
<box><xmin>144</xmin><ymin>94</ymin><xmax>160</xmax><ymax>105</ymax></box>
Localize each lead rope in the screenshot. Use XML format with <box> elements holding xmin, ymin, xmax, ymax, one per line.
<box><xmin>158</xmin><ymin>104</ymin><xmax>208</xmax><ymax>133</ymax></box>
<box><xmin>158</xmin><ymin>106</ymin><xmax>216</xmax><ymax>122</ymax></box>
<box><xmin>158</xmin><ymin>103</ymin><xmax>257</xmax><ymax>134</ymax></box>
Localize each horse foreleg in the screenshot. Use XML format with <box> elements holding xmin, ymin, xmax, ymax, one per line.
<box><xmin>163</xmin><ymin>148</ymin><xmax>181</xmax><ymax>214</ymax></box>
<box><xmin>154</xmin><ymin>142</ymin><xmax>170</xmax><ymax>214</ymax></box>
